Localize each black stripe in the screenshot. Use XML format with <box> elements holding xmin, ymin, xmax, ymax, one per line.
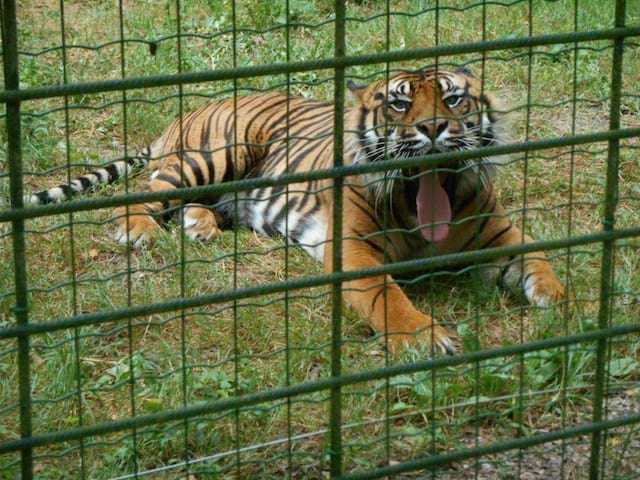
<box><xmin>357</xmin><ymin>106</ymin><xmax>369</xmax><ymax>147</ymax></box>
<box><xmin>105</xmin><ymin>164</ymin><xmax>121</xmax><ymax>182</ymax></box>
<box><xmin>297</xmin><ymin>186</ymin><xmax>318</xmax><ymax>212</ymax></box>
<box><xmin>200</xmin><ymin>102</ymin><xmax>225</xmax><ymax>148</ymax></box>
<box><xmin>266</xmin><ymin>102</ymin><xmax>315</xmax><ymax>135</ymax></box>
<box><xmin>522</xmin><ymin>270</ymin><xmax>539</xmax><ymax>287</ymax></box>
<box><xmin>243</xmin><ymin>97</ymin><xmax>292</xmax><ymax>162</ymax></box>
<box><xmin>223</xmin><ymin>107</ymin><xmax>241</xmax><ymax>180</ymax></box>
<box><xmin>272</xmin><ymin>197</ymin><xmax>299</xmax><ymax>233</ymax></box>
<box><xmin>347</xmin><ymin>185</ymin><xmax>373</xmax><ymax>207</ymax></box>
<box><xmin>183</xmin><ymin>154</ymin><xmax>204</xmax><ymax>186</ymax></box>
<box><xmin>178</xmin><ymin>112</ymin><xmax>197</xmax><ymax>148</ymax></box>
<box><xmin>262</xmin><ymin>222</ymin><xmax>278</xmax><ymax>238</ymax></box>
<box><xmin>279</xmin><ymin>127</ymin><xmax>333</xmax><ymax>174</ymax></box>
<box><xmin>199</xmin><ymin>102</ymin><xmax>227</xmax><ymax>184</ymax></box>
<box><xmin>268</xmin><ymin>105</ymin><xmax>333</xmax><ymax>141</ymax></box>
<box><xmin>78</xmin><ymin>177</ymin><xmax>93</xmax><ymax>189</ymax></box>
<box><xmin>452</xmin><ymin>183</ymin><xmax>493</xmax><ymax>218</ymax></box>
<box><xmin>223</xmin><ymin>145</ymin><xmax>235</xmax><ymax>183</ymax></box>
<box><xmin>60</xmin><ymin>184</ymin><xmax>73</xmax><ymax>198</ymax></box>
<box><xmin>352</xmin><ymin>228</ymin><xmax>384</xmax><ymax>255</ymax></box>
<box><xmin>349</xmin><ymin>198</ymin><xmax>383</xmax><ymax>233</ymax></box>
<box><xmin>298</xmin><ymin>196</ymin><xmax>321</xmax><ymax>221</ymax></box>
<box><xmin>160</xmin><ymin>120</ymin><xmax>179</xmax><ymax>151</ymax></box>
<box><xmin>479</xmin><ymin>222</ymin><xmax>512</xmax><ymax>250</ymax></box>
<box><xmin>290</xmin><ymin>198</ymin><xmax>322</xmax><ymax>242</ymax></box>
<box><xmin>458</xmin><ymin>196</ymin><xmax>497</xmax><ymax>251</ymax></box>
<box><xmin>154</xmin><ymin>173</ymin><xmax>181</xmax><ymax>188</ymax></box>
<box><xmin>287</xmin><ymin>130</ymin><xmax>333</xmax><ymax>172</ymax></box>
<box><xmin>371</xmin><ymin>287</ymin><xmax>385</xmax><ymax>312</ymax></box>
<box><xmin>203</xmin><ymin>150</ymin><xmax>215</xmax><ymax>185</ymax></box>
<box><xmin>497</xmin><ymin>259</ymin><xmax>514</xmax><ymax>289</ymax></box>
<box><xmin>267</xmin><ymin>118</ymin><xmax>333</xmax><ymax>166</ymax></box>
<box><xmin>472</xmin><ymin>186</ymin><xmax>494</xmax><ymax>216</ymax></box>
<box><xmin>258</xmin><ymin>131</ymin><xmax>332</xmax><ymax>201</ymax></box>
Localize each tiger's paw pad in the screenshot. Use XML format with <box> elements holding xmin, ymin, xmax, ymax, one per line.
<box><xmin>524</xmin><ymin>273</ymin><xmax>565</xmax><ymax>308</ymax></box>
<box><xmin>182</xmin><ymin>205</ymin><xmax>220</xmax><ymax>242</ymax></box>
<box><xmin>112</xmin><ymin>207</ymin><xmax>160</xmax><ymax>247</ymax></box>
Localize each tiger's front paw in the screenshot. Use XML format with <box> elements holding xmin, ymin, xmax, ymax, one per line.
<box><xmin>112</xmin><ymin>206</ymin><xmax>160</xmax><ymax>247</ymax></box>
<box><xmin>524</xmin><ymin>270</ymin><xmax>565</xmax><ymax>307</ymax></box>
<box><xmin>386</xmin><ymin>315</ymin><xmax>456</xmax><ymax>356</ymax></box>
<box><xmin>180</xmin><ymin>205</ymin><xmax>220</xmax><ymax>242</ymax></box>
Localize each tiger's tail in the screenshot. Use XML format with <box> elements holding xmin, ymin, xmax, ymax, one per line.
<box><xmin>25</xmin><ymin>146</ymin><xmax>153</xmax><ymax>205</ymax></box>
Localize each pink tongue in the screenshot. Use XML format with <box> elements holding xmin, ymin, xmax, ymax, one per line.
<box><xmin>417</xmin><ymin>171</ymin><xmax>451</xmax><ymax>242</ymax></box>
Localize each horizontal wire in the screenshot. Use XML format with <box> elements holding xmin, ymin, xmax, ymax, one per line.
<box><xmin>0</xmin><ymin>322</ymin><xmax>638</xmax><ymax>454</ymax></box>
<box><xmin>4</xmin><ymin>0</ymin><xmax>558</xmax><ymax>59</ymax></box>
<box><xmin>1</xmin><ymin>225</ymin><xmax>639</xmax><ymax>338</ymax></box>
<box><xmin>2</xmin><ymin>127</ymin><xmax>639</xmax><ymax>223</ymax></box>
<box><xmin>2</xmin><ymin>27</ymin><xmax>639</xmax><ymax>103</ymax></box>
<box><xmin>108</xmin><ymin>378</ymin><xmax>628</xmax><ymax>480</ymax></box>
<box><xmin>341</xmin><ymin>410</ymin><xmax>640</xmax><ymax>479</ymax></box>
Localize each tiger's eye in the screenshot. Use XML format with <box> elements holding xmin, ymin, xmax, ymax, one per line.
<box><xmin>390</xmin><ymin>99</ymin><xmax>411</xmax><ymax>112</ymax></box>
<box><xmin>445</xmin><ymin>95</ymin><xmax>462</xmax><ymax>108</ymax></box>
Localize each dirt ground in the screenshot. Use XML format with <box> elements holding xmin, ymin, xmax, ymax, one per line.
<box><xmin>416</xmin><ymin>389</ymin><xmax>640</xmax><ymax>479</ymax></box>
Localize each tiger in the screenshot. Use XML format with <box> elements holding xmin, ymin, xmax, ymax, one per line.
<box><xmin>28</xmin><ymin>67</ymin><xmax>565</xmax><ymax>354</ymax></box>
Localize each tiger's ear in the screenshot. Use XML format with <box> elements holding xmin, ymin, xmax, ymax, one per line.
<box><xmin>455</xmin><ymin>66</ymin><xmax>475</xmax><ymax>78</ymax></box>
<box><xmin>347</xmin><ymin>79</ymin><xmax>369</xmax><ymax>102</ymax></box>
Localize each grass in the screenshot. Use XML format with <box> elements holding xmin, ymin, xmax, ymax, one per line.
<box><xmin>1</xmin><ymin>0</ymin><xmax>640</xmax><ymax>478</ymax></box>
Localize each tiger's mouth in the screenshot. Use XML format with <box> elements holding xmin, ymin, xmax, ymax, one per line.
<box><xmin>416</xmin><ymin>168</ymin><xmax>451</xmax><ymax>243</ymax></box>
<box><xmin>395</xmin><ymin>141</ymin><xmax>454</xmax><ymax>243</ymax></box>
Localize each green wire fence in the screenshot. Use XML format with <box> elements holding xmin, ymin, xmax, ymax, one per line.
<box><xmin>1</xmin><ymin>0</ymin><xmax>639</xmax><ymax>478</ymax></box>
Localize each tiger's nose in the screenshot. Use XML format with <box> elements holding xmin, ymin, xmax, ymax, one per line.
<box><xmin>417</xmin><ymin>119</ymin><xmax>448</xmax><ymax>139</ymax></box>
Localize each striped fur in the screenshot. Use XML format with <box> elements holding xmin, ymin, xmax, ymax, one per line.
<box><xmin>29</xmin><ymin>68</ymin><xmax>564</xmax><ymax>353</ymax></box>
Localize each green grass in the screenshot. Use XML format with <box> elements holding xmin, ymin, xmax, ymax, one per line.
<box><xmin>1</xmin><ymin>0</ymin><xmax>640</xmax><ymax>478</ymax></box>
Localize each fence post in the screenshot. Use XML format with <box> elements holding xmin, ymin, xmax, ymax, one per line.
<box><xmin>1</xmin><ymin>0</ymin><xmax>33</xmax><ymax>478</ymax></box>
<box><xmin>329</xmin><ymin>0</ymin><xmax>346</xmax><ymax>476</ymax></box>
<box><xmin>589</xmin><ymin>0</ymin><xmax>626</xmax><ymax>478</ymax></box>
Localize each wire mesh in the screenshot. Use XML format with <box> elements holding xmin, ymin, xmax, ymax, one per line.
<box><xmin>1</xmin><ymin>0</ymin><xmax>639</xmax><ymax>479</ymax></box>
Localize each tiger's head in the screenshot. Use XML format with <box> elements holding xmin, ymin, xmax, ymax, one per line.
<box><xmin>347</xmin><ymin>67</ymin><xmax>509</xmax><ymax>242</ymax></box>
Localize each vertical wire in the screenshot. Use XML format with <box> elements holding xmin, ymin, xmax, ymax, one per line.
<box><xmin>430</xmin><ymin>2</ymin><xmax>441</xmax><ymax>479</ymax></box>
<box><xmin>117</xmin><ymin>1</ymin><xmax>139</xmax><ymax>476</ymax></box>
<box><xmin>231</xmin><ymin>0</ymin><xmax>241</xmax><ymax>476</ymax></box>
<box><xmin>516</xmin><ymin>1</ymin><xmax>534</xmax><ymax>477</ymax></box>
<box><xmin>600</xmin><ymin>256</ymin><xmax>616</xmax><ymax>478</ymax></box>
<box><xmin>472</xmin><ymin>3</ymin><xmax>488</xmax><ymax>479</ymax></box>
<box><xmin>599</xmin><ymin>5</ymin><xmax>626</xmax><ymax>472</ymax></box>
<box><xmin>284</xmin><ymin>0</ymin><xmax>293</xmax><ymax>476</ymax></box>
<box><xmin>329</xmin><ymin>0</ymin><xmax>346</xmax><ymax>476</ymax></box>
<box><xmin>589</xmin><ymin>2</ymin><xmax>626</xmax><ymax>477</ymax></box>
<box><xmin>560</xmin><ymin>1</ymin><xmax>580</xmax><ymax>478</ymax></box>
<box><xmin>174</xmin><ymin>0</ymin><xmax>190</xmax><ymax>476</ymax></box>
<box><xmin>1</xmin><ymin>0</ymin><xmax>33</xmax><ymax>477</ymax></box>
<box><xmin>58</xmin><ymin>0</ymin><xmax>85</xmax><ymax>476</ymax></box>
<box><xmin>382</xmin><ymin>0</ymin><xmax>391</xmax><ymax>471</ymax></box>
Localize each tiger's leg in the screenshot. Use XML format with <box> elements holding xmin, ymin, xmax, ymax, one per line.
<box><xmin>112</xmin><ymin>152</ymin><xmax>226</xmax><ymax>245</ymax></box>
<box><xmin>114</xmin><ymin>202</ymin><xmax>222</xmax><ymax>245</ymax></box>
<box><xmin>324</xmin><ymin>187</ymin><xmax>455</xmax><ymax>354</ymax></box>
<box><xmin>477</xmin><ymin>216</ymin><xmax>564</xmax><ymax>307</ymax></box>
<box><xmin>113</xmin><ymin>203</ymin><xmax>161</xmax><ymax>246</ymax></box>
<box><xmin>178</xmin><ymin>203</ymin><xmax>222</xmax><ymax>241</ymax></box>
